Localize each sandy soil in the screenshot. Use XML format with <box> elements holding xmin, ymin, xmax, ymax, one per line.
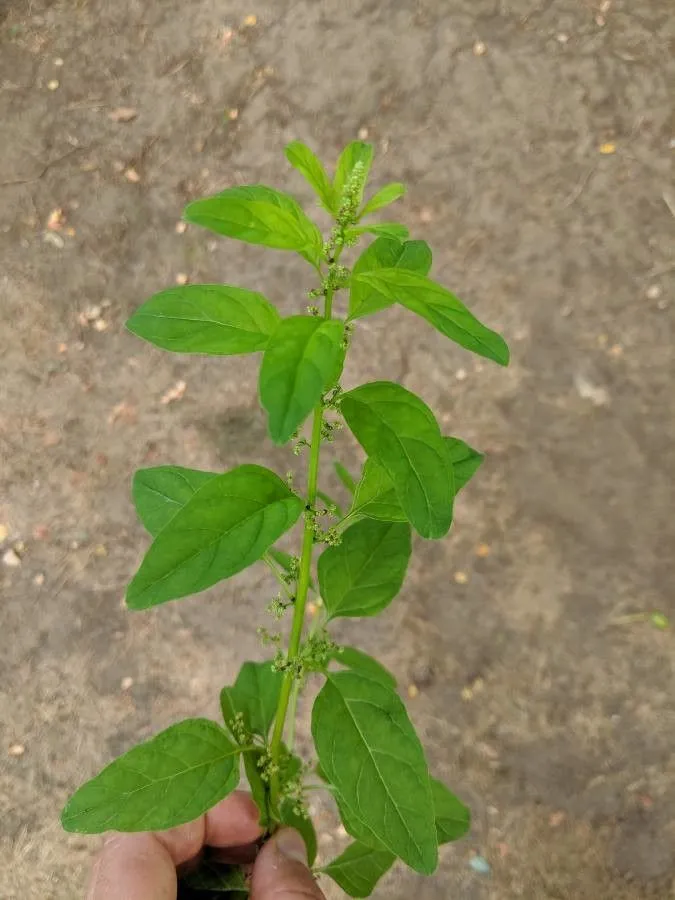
<box><xmin>1</xmin><ymin>1</ymin><xmax>674</xmax><ymax>897</ymax></box>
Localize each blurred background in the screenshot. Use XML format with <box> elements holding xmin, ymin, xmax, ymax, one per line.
<box><xmin>1</xmin><ymin>1</ymin><xmax>674</xmax><ymax>897</ymax></box>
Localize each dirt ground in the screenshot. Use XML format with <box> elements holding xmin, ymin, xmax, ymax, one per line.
<box><xmin>1</xmin><ymin>0</ymin><xmax>674</xmax><ymax>897</ymax></box>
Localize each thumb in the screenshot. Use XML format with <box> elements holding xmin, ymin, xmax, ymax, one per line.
<box><xmin>251</xmin><ymin>828</ymin><xmax>325</xmax><ymax>900</ymax></box>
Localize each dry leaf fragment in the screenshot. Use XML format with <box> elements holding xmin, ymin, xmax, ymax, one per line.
<box><xmin>473</xmin><ymin>40</ymin><xmax>487</xmax><ymax>56</ymax></box>
<box><xmin>124</xmin><ymin>167</ymin><xmax>141</xmax><ymax>183</ymax></box>
<box><xmin>8</xmin><ymin>743</ymin><xmax>25</xmax><ymax>757</ymax></box>
<box><xmin>161</xmin><ymin>380</ymin><xmax>187</xmax><ymax>405</ymax></box>
<box><xmin>47</xmin><ymin>79</ymin><xmax>60</xmax><ymax>91</ymax></box>
<box><xmin>599</xmin><ymin>142</ymin><xmax>616</xmax><ymax>155</ymax></box>
<box><xmin>0</xmin><ymin>524</ymin><xmax>8</xmax><ymax>543</ymax></box>
<box><xmin>109</xmin><ymin>106</ymin><xmax>138</xmax><ymax>123</ymax></box>
<box><xmin>242</xmin><ymin>14</ymin><xmax>258</xmax><ymax>27</ymax></box>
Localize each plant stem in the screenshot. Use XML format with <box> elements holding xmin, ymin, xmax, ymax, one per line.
<box><xmin>268</xmin><ymin>284</ymin><xmax>334</xmax><ymax>810</ymax></box>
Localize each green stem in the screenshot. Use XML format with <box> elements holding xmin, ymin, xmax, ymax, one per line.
<box><xmin>268</xmin><ymin>284</ymin><xmax>334</xmax><ymax>810</ymax></box>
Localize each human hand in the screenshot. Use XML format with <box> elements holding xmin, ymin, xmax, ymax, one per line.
<box><xmin>86</xmin><ymin>791</ymin><xmax>326</xmax><ymax>900</ymax></box>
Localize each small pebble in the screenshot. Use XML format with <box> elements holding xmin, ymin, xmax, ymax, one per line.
<box><xmin>455</xmin><ymin>368</ymin><xmax>467</xmax><ymax>381</ymax></box>
<box><xmin>454</xmin><ymin>570</ymin><xmax>469</xmax><ymax>585</ymax></box>
<box><xmin>473</xmin><ymin>40</ymin><xmax>487</xmax><ymax>56</ymax></box>
<box><xmin>3</xmin><ymin>549</ymin><xmax>21</xmax><ymax>568</ymax></box>
<box><xmin>556</xmin><ymin>33</ymin><xmax>569</xmax><ymax>44</ymax></box>
<box><xmin>33</xmin><ymin>573</ymin><xmax>45</xmax><ymax>586</ymax></box>
<box><xmin>358</xmin><ymin>126</ymin><xmax>369</xmax><ymax>140</ymax></box>
<box><xmin>599</xmin><ymin>141</ymin><xmax>616</xmax><ymax>155</ymax></box>
<box><xmin>93</xmin><ymin>544</ymin><xmax>107</xmax><ymax>558</ymax></box>
<box><xmin>608</xmin><ymin>343</ymin><xmax>623</xmax><ymax>358</ymax></box>
<box><xmin>175</xmin><ymin>221</ymin><xmax>187</xmax><ymax>234</ymax></box>
<box><xmin>93</xmin><ymin>319</ymin><xmax>108</xmax><ymax>332</ymax></box>
<box><xmin>469</xmin><ymin>855</ymin><xmax>491</xmax><ymax>876</ymax></box>
<box><xmin>475</xmin><ymin>543</ymin><xmax>491</xmax><ymax>558</ymax></box>
<box><xmin>124</xmin><ymin>167</ymin><xmax>141</xmax><ymax>183</ymax></box>
<box><xmin>8</xmin><ymin>743</ymin><xmax>25</xmax><ymax>758</ymax></box>
<box><xmin>0</xmin><ymin>524</ymin><xmax>8</xmax><ymax>543</ymax></box>
<box><xmin>228</xmin><ymin>108</ymin><xmax>239</xmax><ymax>121</ymax></box>
<box><xmin>175</xmin><ymin>273</ymin><xmax>189</xmax><ymax>285</ymax></box>
<box><xmin>47</xmin><ymin>79</ymin><xmax>60</xmax><ymax>91</ymax></box>
<box><xmin>646</xmin><ymin>284</ymin><xmax>662</xmax><ymax>300</ymax></box>
<box><xmin>54</xmin><ymin>57</ymin><xmax>64</xmax><ymax>66</ymax></box>
<box><xmin>242</xmin><ymin>14</ymin><xmax>257</xmax><ymax>26</ymax></box>
<box><xmin>407</xmin><ymin>684</ymin><xmax>419</xmax><ymax>699</ymax></box>
<box><xmin>121</xmin><ymin>676</ymin><xmax>134</xmax><ymax>691</ymax></box>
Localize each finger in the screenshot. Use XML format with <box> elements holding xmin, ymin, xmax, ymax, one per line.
<box><xmin>157</xmin><ymin>791</ymin><xmax>263</xmax><ymax>866</ymax></box>
<box><xmin>87</xmin><ymin>832</ymin><xmax>176</xmax><ymax>900</ymax></box>
<box><xmin>251</xmin><ymin>828</ymin><xmax>326</xmax><ymax>900</ymax></box>
<box><xmin>87</xmin><ymin>792</ymin><xmax>264</xmax><ymax>900</ymax></box>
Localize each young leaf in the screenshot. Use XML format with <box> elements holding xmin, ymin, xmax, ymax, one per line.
<box><xmin>126</xmin><ymin>465</ymin><xmax>303</xmax><ymax>609</ymax></box>
<box><xmin>444</xmin><ymin>437</ymin><xmax>484</xmax><ymax>491</ymax></box>
<box><xmin>431</xmin><ymin>777</ymin><xmax>471</xmax><ymax>843</ymax></box>
<box><xmin>341</xmin><ymin>381</ymin><xmax>454</xmax><ymax>539</ymax></box>
<box><xmin>349</xmin><ymin>457</ymin><xmax>407</xmax><ymax>523</ymax></box>
<box><xmin>318</xmin><ymin>519</ymin><xmax>411</xmax><ymax>619</ymax></box>
<box><xmin>349</xmin><ymin>237</ymin><xmax>432</xmax><ymax>320</ymax></box>
<box><xmin>332</xmin><ymin>646</ymin><xmax>397</xmax><ymax>689</ymax></box>
<box><xmin>349</xmin><ymin>436</ymin><xmax>483</xmax><ymax>525</ymax></box>
<box><xmin>334</xmin><ymin>461</ymin><xmax>357</xmax><ymax>494</ymax></box>
<box><xmin>259</xmin><ymin>316</ymin><xmax>345</xmax><ymax>445</ymax></box>
<box><xmin>359</xmin><ymin>183</ymin><xmax>406</xmax><ymax>219</ymax></box>
<box><xmin>61</xmin><ymin>719</ymin><xmax>240</xmax><ymax>833</ymax></box>
<box><xmin>133</xmin><ymin>466</ymin><xmax>218</xmax><ymax>536</ymax></box>
<box><xmin>355</xmin><ymin>269</ymin><xmax>510</xmax><ymax>366</ymax></box>
<box><xmin>322</xmin><ymin>842</ymin><xmax>395</xmax><ymax>898</ymax></box>
<box><xmin>311</xmin><ymin>671</ymin><xmax>438</xmax><ymax>874</ymax></box>
<box><xmin>347</xmin><ymin>222</ymin><xmax>409</xmax><ymax>241</ymax></box>
<box><xmin>285</xmin><ymin>141</ymin><xmax>337</xmax><ymax>214</ymax></box>
<box><xmin>219</xmin><ymin>660</ymin><xmax>283</xmax><ymax>739</ymax></box>
<box><xmin>279</xmin><ymin>801</ymin><xmax>318</xmax><ymax>866</ymax></box>
<box><xmin>183</xmin><ymin>185</ymin><xmax>323</xmax><ymax>268</ymax></box>
<box><xmin>333</xmin><ymin>141</ymin><xmax>373</xmax><ymax>207</ymax></box>
<box><xmin>126</xmin><ymin>285</ymin><xmax>280</xmax><ymax>356</ymax></box>
<box><xmin>243</xmin><ymin>749</ymin><xmax>271</xmax><ymax>828</ymax></box>
<box><xmin>182</xmin><ymin>860</ymin><xmax>248</xmax><ymax>894</ymax></box>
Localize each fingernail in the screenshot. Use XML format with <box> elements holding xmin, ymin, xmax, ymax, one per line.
<box><xmin>276</xmin><ymin>828</ymin><xmax>308</xmax><ymax>864</ymax></box>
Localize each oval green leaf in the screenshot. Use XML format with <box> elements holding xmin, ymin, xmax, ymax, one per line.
<box><xmin>184</xmin><ymin>185</ymin><xmax>323</xmax><ymax>267</ymax></box>
<box><xmin>349</xmin><ymin>237</ymin><xmax>432</xmax><ymax>320</ymax></box>
<box><xmin>133</xmin><ymin>466</ymin><xmax>218</xmax><ymax>536</ymax></box>
<box><xmin>341</xmin><ymin>381</ymin><xmax>454</xmax><ymax>539</ymax></box>
<box><xmin>359</xmin><ymin>182</ymin><xmax>406</xmax><ymax>219</ymax></box>
<box><xmin>259</xmin><ymin>316</ymin><xmax>345</xmax><ymax>445</ymax></box>
<box><xmin>347</xmin><ymin>222</ymin><xmax>409</xmax><ymax>242</ymax></box>
<box><xmin>349</xmin><ymin>436</ymin><xmax>483</xmax><ymax>525</ymax></box>
<box><xmin>444</xmin><ymin>437</ymin><xmax>484</xmax><ymax>491</ymax></box>
<box><xmin>126</xmin><ymin>285</ymin><xmax>280</xmax><ymax>355</ymax></box>
<box><xmin>219</xmin><ymin>660</ymin><xmax>283</xmax><ymax>739</ymax></box>
<box><xmin>126</xmin><ymin>465</ymin><xmax>303</xmax><ymax>609</ymax></box>
<box><xmin>349</xmin><ymin>457</ymin><xmax>407</xmax><ymax>523</ymax></box>
<box><xmin>61</xmin><ymin>719</ymin><xmax>240</xmax><ymax>833</ymax></box>
<box><xmin>312</xmin><ymin>671</ymin><xmax>438</xmax><ymax>874</ymax></box>
<box><xmin>334</xmin><ymin>461</ymin><xmax>357</xmax><ymax>494</ymax></box>
<box><xmin>322</xmin><ymin>842</ymin><xmax>395</xmax><ymax>898</ymax></box>
<box><xmin>318</xmin><ymin>519</ymin><xmax>411</xmax><ymax>619</ymax></box>
<box><xmin>285</xmin><ymin>141</ymin><xmax>337</xmax><ymax>214</ymax></box>
<box><xmin>355</xmin><ymin>269</ymin><xmax>510</xmax><ymax>366</ymax></box>
<box><xmin>431</xmin><ymin>777</ymin><xmax>471</xmax><ymax>844</ymax></box>
<box><xmin>332</xmin><ymin>646</ymin><xmax>397</xmax><ymax>689</ymax></box>
<box><xmin>280</xmin><ymin>800</ymin><xmax>318</xmax><ymax>866</ymax></box>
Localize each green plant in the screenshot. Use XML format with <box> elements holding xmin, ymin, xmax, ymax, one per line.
<box><xmin>61</xmin><ymin>140</ymin><xmax>509</xmax><ymax>896</ymax></box>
